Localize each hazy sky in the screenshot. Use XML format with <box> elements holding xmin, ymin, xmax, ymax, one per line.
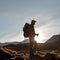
<box><xmin>0</xmin><ymin>0</ymin><xmax>60</xmax><ymax>43</ymax></box>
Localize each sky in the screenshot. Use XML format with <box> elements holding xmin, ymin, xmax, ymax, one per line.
<box><xmin>0</xmin><ymin>0</ymin><xmax>60</xmax><ymax>43</ymax></box>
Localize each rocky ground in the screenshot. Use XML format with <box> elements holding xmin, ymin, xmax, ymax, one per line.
<box><xmin>0</xmin><ymin>47</ymin><xmax>60</xmax><ymax>60</ymax></box>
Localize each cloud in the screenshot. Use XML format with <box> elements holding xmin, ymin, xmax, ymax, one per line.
<box><xmin>35</xmin><ymin>19</ymin><xmax>60</xmax><ymax>40</ymax></box>
<box><xmin>0</xmin><ymin>33</ymin><xmax>24</xmax><ymax>43</ymax></box>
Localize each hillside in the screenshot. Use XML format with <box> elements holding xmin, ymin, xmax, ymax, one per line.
<box><xmin>46</xmin><ymin>34</ymin><xmax>60</xmax><ymax>43</ymax></box>
<box><xmin>1</xmin><ymin>34</ymin><xmax>60</xmax><ymax>51</ymax></box>
<box><xmin>43</xmin><ymin>34</ymin><xmax>60</xmax><ymax>50</ymax></box>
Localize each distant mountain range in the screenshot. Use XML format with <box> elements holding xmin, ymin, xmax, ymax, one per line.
<box><xmin>0</xmin><ymin>34</ymin><xmax>60</xmax><ymax>50</ymax></box>
<box><xmin>0</xmin><ymin>42</ymin><xmax>20</xmax><ymax>46</ymax></box>
<box><xmin>0</xmin><ymin>39</ymin><xmax>29</xmax><ymax>46</ymax></box>
<box><xmin>21</xmin><ymin>39</ymin><xmax>29</xmax><ymax>43</ymax></box>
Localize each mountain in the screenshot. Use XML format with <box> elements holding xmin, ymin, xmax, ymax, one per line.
<box><xmin>45</xmin><ymin>34</ymin><xmax>60</xmax><ymax>43</ymax></box>
<box><xmin>44</xmin><ymin>34</ymin><xmax>60</xmax><ymax>50</ymax></box>
<box><xmin>0</xmin><ymin>39</ymin><xmax>29</xmax><ymax>46</ymax></box>
<box><xmin>1</xmin><ymin>34</ymin><xmax>60</xmax><ymax>51</ymax></box>
<box><xmin>21</xmin><ymin>39</ymin><xmax>29</xmax><ymax>43</ymax></box>
<box><xmin>0</xmin><ymin>42</ymin><xmax>19</xmax><ymax>46</ymax></box>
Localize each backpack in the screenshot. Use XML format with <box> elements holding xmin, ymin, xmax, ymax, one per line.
<box><xmin>23</xmin><ymin>23</ymin><xmax>30</xmax><ymax>37</ymax></box>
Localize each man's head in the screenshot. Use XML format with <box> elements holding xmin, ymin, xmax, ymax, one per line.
<box><xmin>31</xmin><ymin>20</ymin><xmax>36</xmax><ymax>25</ymax></box>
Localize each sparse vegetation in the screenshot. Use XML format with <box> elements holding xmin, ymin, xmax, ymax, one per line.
<box><xmin>0</xmin><ymin>46</ymin><xmax>60</xmax><ymax>60</ymax></box>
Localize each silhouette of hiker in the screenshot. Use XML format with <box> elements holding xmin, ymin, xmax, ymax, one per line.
<box><xmin>23</xmin><ymin>20</ymin><xmax>38</xmax><ymax>57</ymax></box>
<box><xmin>29</xmin><ymin>20</ymin><xmax>38</xmax><ymax>56</ymax></box>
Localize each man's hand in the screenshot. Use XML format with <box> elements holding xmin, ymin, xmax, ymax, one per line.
<box><xmin>35</xmin><ymin>34</ymin><xmax>39</xmax><ymax>36</ymax></box>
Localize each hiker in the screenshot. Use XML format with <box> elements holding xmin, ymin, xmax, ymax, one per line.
<box><xmin>23</xmin><ymin>20</ymin><xmax>38</xmax><ymax>56</ymax></box>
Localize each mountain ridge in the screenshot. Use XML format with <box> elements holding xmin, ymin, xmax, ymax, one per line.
<box><xmin>0</xmin><ymin>34</ymin><xmax>60</xmax><ymax>50</ymax></box>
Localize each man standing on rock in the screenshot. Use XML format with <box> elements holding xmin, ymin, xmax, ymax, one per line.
<box><xmin>23</xmin><ymin>20</ymin><xmax>38</xmax><ymax>57</ymax></box>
